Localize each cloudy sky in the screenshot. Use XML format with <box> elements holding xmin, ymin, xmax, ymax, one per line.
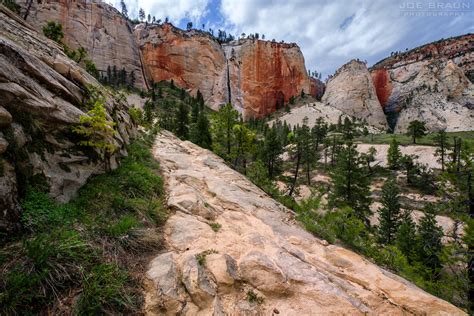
<box><xmin>112</xmin><ymin>0</ymin><xmax>473</xmax><ymax>78</ymax></box>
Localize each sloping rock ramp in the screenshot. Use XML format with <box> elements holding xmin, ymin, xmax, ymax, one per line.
<box><xmin>145</xmin><ymin>131</ymin><xmax>464</xmax><ymax>315</ymax></box>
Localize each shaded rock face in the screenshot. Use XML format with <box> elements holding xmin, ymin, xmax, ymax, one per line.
<box><xmin>135</xmin><ymin>23</ymin><xmax>228</xmax><ymax>110</ymax></box>
<box><xmin>370</xmin><ymin>34</ymin><xmax>474</xmax><ymax>132</ymax></box>
<box><xmin>224</xmin><ymin>40</ymin><xmax>311</xmax><ymax>118</ymax></box>
<box><xmin>146</xmin><ymin>130</ymin><xmax>465</xmax><ymax>315</ymax></box>
<box><xmin>310</xmin><ymin>77</ymin><xmax>325</xmax><ymax>100</ymax></box>
<box><xmin>18</xmin><ymin>0</ymin><xmax>147</xmax><ymax>89</ymax></box>
<box><xmin>322</xmin><ymin>60</ymin><xmax>388</xmax><ymax>129</ymax></box>
<box><xmin>0</xmin><ymin>6</ymin><xmax>137</xmax><ymax>231</ymax></box>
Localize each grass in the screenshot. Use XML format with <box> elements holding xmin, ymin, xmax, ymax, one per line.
<box><xmin>195</xmin><ymin>249</ymin><xmax>218</xmax><ymax>266</ymax></box>
<box><xmin>0</xmin><ymin>135</ymin><xmax>167</xmax><ymax>314</ymax></box>
<box><xmin>246</xmin><ymin>289</ymin><xmax>264</xmax><ymax>304</ymax></box>
<box><xmin>357</xmin><ymin>131</ymin><xmax>474</xmax><ymax>147</ymax></box>
<box><xmin>209</xmin><ymin>222</ymin><xmax>221</xmax><ymax>232</ymax></box>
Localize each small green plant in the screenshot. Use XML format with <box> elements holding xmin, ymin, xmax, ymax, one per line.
<box><xmin>128</xmin><ymin>107</ymin><xmax>143</xmax><ymax>125</ymax></box>
<box><xmin>42</xmin><ymin>21</ymin><xmax>64</xmax><ymax>43</ymax></box>
<box><xmin>1</xmin><ymin>0</ymin><xmax>19</xmax><ymax>13</ymax></box>
<box><xmin>72</xmin><ymin>91</ymin><xmax>117</xmax><ymax>158</ymax></box>
<box><xmin>209</xmin><ymin>222</ymin><xmax>221</xmax><ymax>232</ymax></box>
<box><xmin>195</xmin><ymin>249</ymin><xmax>218</xmax><ymax>266</ymax></box>
<box><xmin>246</xmin><ymin>290</ymin><xmax>264</xmax><ymax>304</ymax></box>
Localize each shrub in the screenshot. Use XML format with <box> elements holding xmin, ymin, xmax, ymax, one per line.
<box><xmin>42</xmin><ymin>21</ymin><xmax>64</xmax><ymax>43</ymax></box>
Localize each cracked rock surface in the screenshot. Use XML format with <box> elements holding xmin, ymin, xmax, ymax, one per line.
<box><xmin>145</xmin><ymin>131</ymin><xmax>464</xmax><ymax>315</ymax></box>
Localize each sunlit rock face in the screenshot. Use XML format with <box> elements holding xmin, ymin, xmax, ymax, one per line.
<box><xmin>322</xmin><ymin>60</ymin><xmax>388</xmax><ymax>130</ymax></box>
<box><xmin>370</xmin><ymin>34</ymin><xmax>474</xmax><ymax>132</ymax></box>
<box><xmin>144</xmin><ymin>131</ymin><xmax>466</xmax><ymax>315</ymax></box>
<box><xmin>135</xmin><ymin>23</ymin><xmax>229</xmax><ymax>111</ymax></box>
<box><xmin>18</xmin><ymin>0</ymin><xmax>147</xmax><ymax>88</ymax></box>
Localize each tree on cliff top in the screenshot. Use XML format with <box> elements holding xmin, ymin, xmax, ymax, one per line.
<box><xmin>139</xmin><ymin>8</ymin><xmax>145</xmax><ymax>22</ymax></box>
<box><xmin>120</xmin><ymin>0</ymin><xmax>128</xmax><ymax>18</ymax></box>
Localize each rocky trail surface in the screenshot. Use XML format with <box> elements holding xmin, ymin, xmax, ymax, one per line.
<box><xmin>144</xmin><ymin>131</ymin><xmax>464</xmax><ymax>315</ymax></box>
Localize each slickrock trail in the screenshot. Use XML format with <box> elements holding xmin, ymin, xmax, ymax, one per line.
<box><xmin>145</xmin><ymin>131</ymin><xmax>464</xmax><ymax>315</ymax></box>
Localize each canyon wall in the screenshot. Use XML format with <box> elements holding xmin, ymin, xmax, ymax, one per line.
<box><xmin>370</xmin><ymin>34</ymin><xmax>474</xmax><ymax>132</ymax></box>
<box><xmin>322</xmin><ymin>60</ymin><xmax>388</xmax><ymax>129</ymax></box>
<box><xmin>18</xmin><ymin>0</ymin><xmax>147</xmax><ymax>89</ymax></box>
<box><xmin>0</xmin><ymin>5</ymin><xmax>137</xmax><ymax>231</ymax></box>
<box><xmin>224</xmin><ymin>40</ymin><xmax>311</xmax><ymax>118</ymax></box>
<box><xmin>134</xmin><ymin>23</ymin><xmax>229</xmax><ymax>111</ymax></box>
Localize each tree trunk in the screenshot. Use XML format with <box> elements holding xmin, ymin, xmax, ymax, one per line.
<box><xmin>288</xmin><ymin>153</ymin><xmax>301</xmax><ymax>197</ymax></box>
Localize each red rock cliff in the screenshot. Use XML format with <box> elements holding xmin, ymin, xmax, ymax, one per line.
<box><xmin>18</xmin><ymin>0</ymin><xmax>147</xmax><ymax>88</ymax></box>
<box><xmin>135</xmin><ymin>23</ymin><xmax>228</xmax><ymax>110</ymax></box>
<box><xmin>224</xmin><ymin>40</ymin><xmax>311</xmax><ymax>118</ymax></box>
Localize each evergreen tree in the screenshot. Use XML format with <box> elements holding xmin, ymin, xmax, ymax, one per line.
<box><xmin>407</xmin><ymin>120</ymin><xmax>427</xmax><ymax>144</ymax></box>
<box><xmin>328</xmin><ymin>142</ymin><xmax>372</xmax><ymax>223</ymax></box>
<box><xmin>416</xmin><ymin>207</ymin><xmax>444</xmax><ymax>276</ymax></box>
<box><xmin>434</xmin><ymin>130</ymin><xmax>448</xmax><ymax>172</ymax></box>
<box><xmin>212</xmin><ymin>103</ymin><xmax>239</xmax><ymax>160</ymax></box>
<box><xmin>287</xmin><ymin>128</ymin><xmax>304</xmax><ymax>197</ymax></box>
<box><xmin>42</xmin><ymin>21</ymin><xmax>64</xmax><ymax>43</ymax></box>
<box><xmin>261</xmin><ymin>125</ymin><xmax>282</xmax><ymax>180</ymax></box>
<box><xmin>361</xmin><ymin>146</ymin><xmax>377</xmax><ymax>173</ymax></box>
<box><xmin>377</xmin><ymin>178</ymin><xmax>402</xmax><ymax>244</ymax></box>
<box><xmin>191</xmin><ymin>112</ymin><xmax>212</xmax><ymax>150</ymax></box>
<box><xmin>395</xmin><ymin>210</ymin><xmax>418</xmax><ymax>260</ymax></box>
<box><xmin>139</xmin><ymin>8</ymin><xmax>145</xmax><ymax>22</ymax></box>
<box><xmin>299</xmin><ymin>117</ymin><xmax>315</xmax><ymax>185</ymax></box>
<box><xmin>231</xmin><ymin>124</ymin><xmax>255</xmax><ymax>173</ymax></box>
<box><xmin>311</xmin><ymin>117</ymin><xmax>328</xmax><ymax>158</ymax></box>
<box><xmin>388</xmin><ymin>138</ymin><xmax>402</xmax><ymax>170</ymax></box>
<box><xmin>400</xmin><ymin>154</ymin><xmax>418</xmax><ymax>185</ymax></box>
<box><xmin>120</xmin><ymin>0</ymin><xmax>128</xmax><ymax>18</ymax></box>
<box><xmin>175</xmin><ymin>101</ymin><xmax>189</xmax><ymax>139</ymax></box>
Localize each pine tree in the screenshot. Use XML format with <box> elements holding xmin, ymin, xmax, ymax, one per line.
<box><xmin>388</xmin><ymin>138</ymin><xmax>402</xmax><ymax>170</ymax></box>
<box><xmin>416</xmin><ymin>207</ymin><xmax>444</xmax><ymax>275</ymax></box>
<box><xmin>361</xmin><ymin>146</ymin><xmax>377</xmax><ymax>173</ymax></box>
<box><xmin>120</xmin><ymin>0</ymin><xmax>128</xmax><ymax>18</ymax></box>
<box><xmin>139</xmin><ymin>8</ymin><xmax>145</xmax><ymax>22</ymax></box>
<box><xmin>191</xmin><ymin>112</ymin><xmax>212</xmax><ymax>150</ymax></box>
<box><xmin>42</xmin><ymin>21</ymin><xmax>64</xmax><ymax>43</ymax></box>
<box><xmin>311</xmin><ymin>117</ymin><xmax>328</xmax><ymax>159</ymax></box>
<box><xmin>377</xmin><ymin>178</ymin><xmax>402</xmax><ymax>244</ymax></box>
<box><xmin>287</xmin><ymin>128</ymin><xmax>304</xmax><ymax>197</ymax></box>
<box><xmin>231</xmin><ymin>124</ymin><xmax>255</xmax><ymax>173</ymax></box>
<box><xmin>299</xmin><ymin>117</ymin><xmax>315</xmax><ymax>185</ymax></box>
<box><xmin>261</xmin><ymin>125</ymin><xmax>282</xmax><ymax>180</ymax></box>
<box><xmin>434</xmin><ymin>130</ymin><xmax>448</xmax><ymax>172</ymax></box>
<box><xmin>328</xmin><ymin>142</ymin><xmax>372</xmax><ymax>223</ymax></box>
<box><xmin>407</xmin><ymin>120</ymin><xmax>427</xmax><ymax>144</ymax></box>
<box><xmin>395</xmin><ymin>210</ymin><xmax>417</xmax><ymax>260</ymax></box>
<box><xmin>175</xmin><ymin>102</ymin><xmax>189</xmax><ymax>139</ymax></box>
<box><xmin>212</xmin><ymin>103</ymin><xmax>239</xmax><ymax>160</ymax></box>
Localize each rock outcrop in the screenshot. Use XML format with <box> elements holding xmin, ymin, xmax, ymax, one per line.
<box><xmin>135</xmin><ymin>23</ymin><xmax>228</xmax><ymax>111</ymax></box>
<box><xmin>322</xmin><ymin>60</ymin><xmax>388</xmax><ymax>129</ymax></box>
<box><xmin>146</xmin><ymin>130</ymin><xmax>465</xmax><ymax>315</ymax></box>
<box><xmin>310</xmin><ymin>77</ymin><xmax>326</xmax><ymax>100</ymax></box>
<box><xmin>0</xmin><ymin>5</ymin><xmax>137</xmax><ymax>231</ymax></box>
<box><xmin>17</xmin><ymin>0</ymin><xmax>147</xmax><ymax>89</ymax></box>
<box><xmin>135</xmin><ymin>21</ymin><xmax>312</xmax><ymax>118</ymax></box>
<box><xmin>370</xmin><ymin>34</ymin><xmax>474</xmax><ymax>133</ymax></box>
<box><xmin>224</xmin><ymin>40</ymin><xmax>311</xmax><ymax>118</ymax></box>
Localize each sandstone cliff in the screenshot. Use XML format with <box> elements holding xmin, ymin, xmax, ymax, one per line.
<box><xmin>0</xmin><ymin>5</ymin><xmax>137</xmax><ymax>231</ymax></box>
<box><xmin>322</xmin><ymin>60</ymin><xmax>388</xmax><ymax>129</ymax></box>
<box><xmin>135</xmin><ymin>22</ymin><xmax>312</xmax><ymax>118</ymax></box>
<box><xmin>145</xmin><ymin>130</ymin><xmax>465</xmax><ymax>315</ymax></box>
<box><xmin>224</xmin><ymin>39</ymin><xmax>311</xmax><ymax>118</ymax></box>
<box><xmin>135</xmin><ymin>23</ymin><xmax>228</xmax><ymax>111</ymax></box>
<box><xmin>18</xmin><ymin>0</ymin><xmax>147</xmax><ymax>89</ymax></box>
<box><xmin>370</xmin><ymin>34</ymin><xmax>474</xmax><ymax>133</ymax></box>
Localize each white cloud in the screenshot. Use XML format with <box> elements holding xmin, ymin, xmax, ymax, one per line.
<box><xmin>113</xmin><ymin>0</ymin><xmax>210</xmax><ymax>25</ymax></box>
<box><xmin>219</xmin><ymin>0</ymin><xmax>471</xmax><ymax>77</ymax></box>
